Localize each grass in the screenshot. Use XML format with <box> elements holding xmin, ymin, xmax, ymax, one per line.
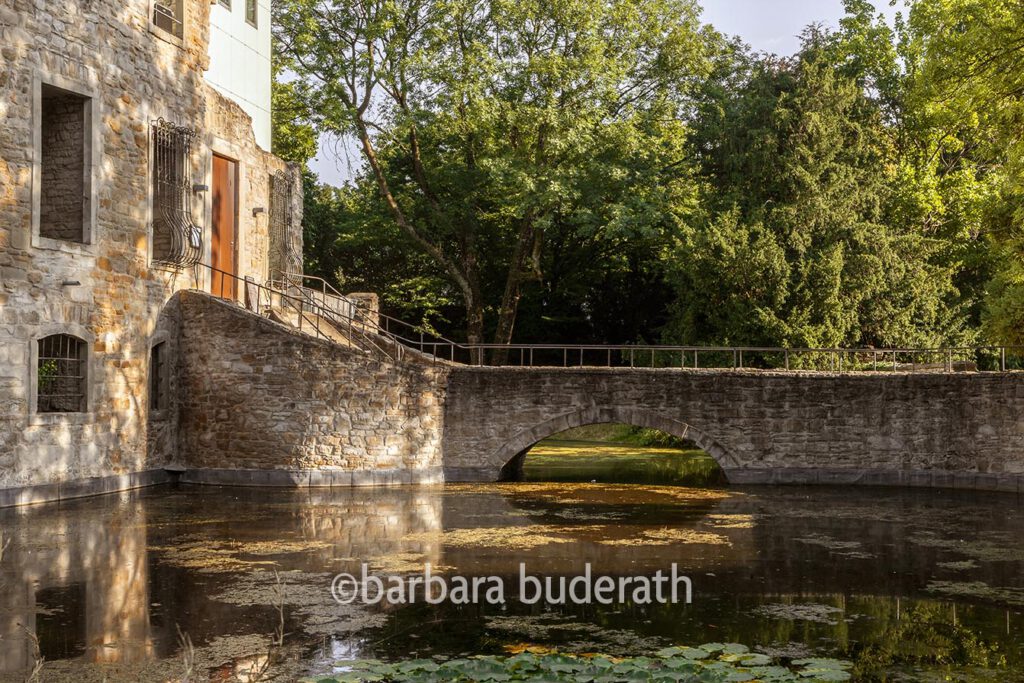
<box><xmin>523</xmin><ymin>439</ymin><xmax>725</xmax><ymax>487</ymax></box>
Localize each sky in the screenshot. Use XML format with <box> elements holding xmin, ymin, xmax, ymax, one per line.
<box><xmin>309</xmin><ymin>0</ymin><xmax>902</xmax><ymax>186</ymax></box>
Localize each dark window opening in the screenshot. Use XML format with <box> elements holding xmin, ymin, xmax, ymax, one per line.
<box><xmin>150</xmin><ymin>342</ymin><xmax>168</xmax><ymax>411</ymax></box>
<box><xmin>40</xmin><ymin>85</ymin><xmax>88</xmax><ymax>243</ymax></box>
<box><xmin>37</xmin><ymin>334</ymin><xmax>87</xmax><ymax>413</ymax></box>
<box><xmin>154</xmin><ymin>0</ymin><xmax>184</xmax><ymax>38</ymax></box>
<box><xmin>152</xmin><ymin>119</ymin><xmax>202</xmax><ymax>267</ymax></box>
<box><xmin>245</xmin><ymin>0</ymin><xmax>257</xmax><ymax>26</ymax></box>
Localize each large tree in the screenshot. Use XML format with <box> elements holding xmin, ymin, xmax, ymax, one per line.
<box><xmin>665</xmin><ymin>27</ymin><xmax>971</xmax><ymax>349</ymax></box>
<box><xmin>900</xmin><ymin>0</ymin><xmax>1024</xmax><ymax>344</ymax></box>
<box><xmin>273</xmin><ymin>0</ymin><xmax>714</xmax><ymax>356</ymax></box>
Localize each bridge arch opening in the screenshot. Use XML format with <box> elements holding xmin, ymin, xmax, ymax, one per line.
<box><xmin>493</xmin><ymin>408</ymin><xmax>737</xmax><ymax>486</ymax></box>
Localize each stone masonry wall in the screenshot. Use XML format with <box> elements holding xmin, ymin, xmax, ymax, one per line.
<box><xmin>442</xmin><ymin>367</ymin><xmax>1024</xmax><ymax>493</ymax></box>
<box><xmin>176</xmin><ymin>292</ymin><xmax>446</xmax><ymax>484</ymax></box>
<box><xmin>0</xmin><ymin>0</ymin><xmax>302</xmax><ymax>500</ymax></box>
<box><xmin>39</xmin><ymin>90</ymin><xmax>85</xmax><ymax>241</ymax></box>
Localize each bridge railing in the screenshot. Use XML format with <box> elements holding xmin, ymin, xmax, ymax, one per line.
<box><xmin>440</xmin><ymin>344</ymin><xmax>1024</xmax><ymax>372</ymax></box>
<box><xmin>195</xmin><ymin>268</ymin><xmax>1024</xmax><ymax>373</ymax></box>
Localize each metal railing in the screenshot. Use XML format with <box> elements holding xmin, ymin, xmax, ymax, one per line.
<box><xmin>201</xmin><ymin>268</ymin><xmax>1024</xmax><ymax>373</ymax></box>
<box><xmin>196</xmin><ymin>264</ymin><xmax>405</xmax><ymax>363</ymax></box>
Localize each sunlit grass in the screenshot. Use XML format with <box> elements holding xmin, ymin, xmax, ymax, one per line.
<box><xmin>523</xmin><ymin>440</ymin><xmax>725</xmax><ymax>487</ymax></box>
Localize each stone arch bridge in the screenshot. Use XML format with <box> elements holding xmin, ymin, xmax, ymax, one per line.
<box><xmin>440</xmin><ymin>366</ymin><xmax>1024</xmax><ymax>491</ymax></box>
<box><xmin>175</xmin><ymin>293</ymin><xmax>1024</xmax><ymax>494</ymax></box>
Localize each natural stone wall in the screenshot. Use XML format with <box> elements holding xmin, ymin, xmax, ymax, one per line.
<box><xmin>39</xmin><ymin>90</ymin><xmax>86</xmax><ymax>242</ymax></box>
<box><xmin>176</xmin><ymin>292</ymin><xmax>446</xmax><ymax>482</ymax></box>
<box><xmin>0</xmin><ymin>0</ymin><xmax>301</xmax><ymax>499</ymax></box>
<box><xmin>442</xmin><ymin>367</ymin><xmax>1024</xmax><ymax>492</ymax></box>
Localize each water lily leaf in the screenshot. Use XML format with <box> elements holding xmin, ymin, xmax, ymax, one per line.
<box><xmin>699</xmin><ymin>643</ymin><xmax>729</xmax><ymax>654</ymax></box>
<box><xmin>723</xmin><ymin>672</ymin><xmax>758</xmax><ymax>682</ymax></box>
<box><xmin>720</xmin><ymin>644</ymin><xmax>750</xmax><ymax>655</ymax></box>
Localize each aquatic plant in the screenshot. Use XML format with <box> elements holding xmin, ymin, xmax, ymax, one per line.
<box><xmin>309</xmin><ymin>644</ymin><xmax>854</xmax><ymax>682</ymax></box>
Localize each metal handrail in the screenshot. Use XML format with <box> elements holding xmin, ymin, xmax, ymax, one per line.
<box><xmin>206</xmin><ymin>268</ymin><xmax>1024</xmax><ymax>373</ymax></box>
<box><xmin>193</xmin><ymin>264</ymin><xmax>412</xmax><ymax>363</ymax></box>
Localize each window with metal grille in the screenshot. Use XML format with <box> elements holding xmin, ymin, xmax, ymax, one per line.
<box><xmin>153</xmin><ymin>0</ymin><xmax>184</xmax><ymax>39</ymax></box>
<box><xmin>37</xmin><ymin>334</ymin><xmax>87</xmax><ymax>413</ymax></box>
<box><xmin>152</xmin><ymin>119</ymin><xmax>202</xmax><ymax>268</ymax></box>
<box><xmin>268</xmin><ymin>170</ymin><xmax>291</xmax><ymax>278</ymax></box>
<box><xmin>150</xmin><ymin>342</ymin><xmax>168</xmax><ymax>412</ymax></box>
<box><xmin>245</xmin><ymin>0</ymin><xmax>257</xmax><ymax>26</ymax></box>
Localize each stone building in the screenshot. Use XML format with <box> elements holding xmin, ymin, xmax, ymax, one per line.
<box><xmin>0</xmin><ymin>0</ymin><xmax>303</xmax><ymax>504</ymax></box>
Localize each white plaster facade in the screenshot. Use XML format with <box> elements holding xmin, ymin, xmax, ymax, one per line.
<box><xmin>206</xmin><ymin>0</ymin><xmax>273</xmax><ymax>149</ymax></box>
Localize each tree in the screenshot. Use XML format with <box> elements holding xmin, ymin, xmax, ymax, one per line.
<box><xmin>901</xmin><ymin>0</ymin><xmax>1024</xmax><ymax>343</ymax></box>
<box><xmin>273</xmin><ymin>0</ymin><xmax>713</xmax><ymax>358</ymax></box>
<box><xmin>665</xmin><ymin>28</ymin><xmax>970</xmax><ymax>349</ymax></box>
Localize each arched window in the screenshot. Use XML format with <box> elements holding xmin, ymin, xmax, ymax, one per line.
<box><xmin>37</xmin><ymin>334</ymin><xmax>87</xmax><ymax>413</ymax></box>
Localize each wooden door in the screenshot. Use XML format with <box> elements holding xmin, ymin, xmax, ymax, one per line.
<box><xmin>211</xmin><ymin>154</ymin><xmax>237</xmax><ymax>300</ymax></box>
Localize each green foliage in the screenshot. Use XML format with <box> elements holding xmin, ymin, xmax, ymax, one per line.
<box><xmin>274</xmin><ymin>0</ymin><xmax>715</xmax><ymax>346</ymax></box>
<box><xmin>665</xmin><ymin>26</ymin><xmax>973</xmax><ymax>349</ymax></box>
<box><xmin>276</xmin><ymin>0</ymin><xmax>1024</xmax><ymax>350</ymax></box>
<box><xmin>852</xmin><ymin>604</ymin><xmax>1007</xmax><ymax>678</ymax></box>
<box><xmin>899</xmin><ymin>0</ymin><xmax>1024</xmax><ymax>343</ymax></box>
<box><xmin>270</xmin><ymin>52</ymin><xmax>318</xmax><ymax>166</ymax></box>
<box><xmin>308</xmin><ymin>645</ymin><xmax>853</xmax><ymax>682</ymax></box>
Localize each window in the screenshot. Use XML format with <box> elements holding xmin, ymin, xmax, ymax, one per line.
<box><xmin>245</xmin><ymin>0</ymin><xmax>257</xmax><ymax>26</ymax></box>
<box><xmin>219</xmin><ymin>0</ymin><xmax>231</xmax><ymax>7</ymax></box>
<box><xmin>152</xmin><ymin>119</ymin><xmax>202</xmax><ymax>267</ymax></box>
<box><xmin>150</xmin><ymin>342</ymin><xmax>168</xmax><ymax>412</ymax></box>
<box><xmin>39</xmin><ymin>85</ymin><xmax>89</xmax><ymax>243</ymax></box>
<box><xmin>153</xmin><ymin>0</ymin><xmax>184</xmax><ymax>39</ymax></box>
<box><xmin>37</xmin><ymin>334</ymin><xmax>87</xmax><ymax>413</ymax></box>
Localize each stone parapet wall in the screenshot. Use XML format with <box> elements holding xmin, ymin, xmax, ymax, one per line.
<box><xmin>176</xmin><ymin>292</ymin><xmax>447</xmax><ymax>476</ymax></box>
<box><xmin>442</xmin><ymin>367</ymin><xmax>1024</xmax><ymax>493</ymax></box>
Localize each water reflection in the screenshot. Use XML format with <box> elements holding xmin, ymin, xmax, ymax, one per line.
<box><xmin>0</xmin><ymin>483</ymin><xmax>1020</xmax><ymax>681</ymax></box>
<box><xmin>0</xmin><ymin>496</ymin><xmax>152</xmax><ymax>672</ymax></box>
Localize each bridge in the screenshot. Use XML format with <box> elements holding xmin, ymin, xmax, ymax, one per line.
<box><xmin>171</xmin><ymin>268</ymin><xmax>1024</xmax><ymax>494</ymax></box>
<box><xmin>441</xmin><ymin>366</ymin><xmax>1024</xmax><ymax>490</ymax></box>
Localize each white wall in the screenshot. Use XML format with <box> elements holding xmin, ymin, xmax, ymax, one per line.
<box><xmin>206</xmin><ymin>0</ymin><xmax>273</xmax><ymax>150</ymax></box>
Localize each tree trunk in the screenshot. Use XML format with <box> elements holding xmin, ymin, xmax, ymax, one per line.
<box><xmin>490</xmin><ymin>218</ymin><xmax>542</xmax><ymax>364</ymax></box>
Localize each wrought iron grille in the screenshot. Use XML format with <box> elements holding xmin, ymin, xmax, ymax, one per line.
<box><xmin>268</xmin><ymin>170</ymin><xmax>291</xmax><ymax>278</ymax></box>
<box><xmin>37</xmin><ymin>334</ymin><xmax>86</xmax><ymax>413</ymax></box>
<box><xmin>152</xmin><ymin>119</ymin><xmax>202</xmax><ymax>268</ymax></box>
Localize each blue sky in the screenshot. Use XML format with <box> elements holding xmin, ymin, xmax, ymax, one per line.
<box><xmin>309</xmin><ymin>0</ymin><xmax>902</xmax><ymax>186</ymax></box>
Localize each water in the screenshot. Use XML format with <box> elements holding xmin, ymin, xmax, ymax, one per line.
<box><xmin>0</xmin><ymin>478</ymin><xmax>1022</xmax><ymax>681</ymax></box>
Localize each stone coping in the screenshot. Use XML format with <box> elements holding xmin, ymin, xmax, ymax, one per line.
<box><xmin>0</xmin><ymin>469</ymin><xmax>171</xmax><ymax>508</ymax></box>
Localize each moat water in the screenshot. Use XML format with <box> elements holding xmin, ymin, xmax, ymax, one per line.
<box><xmin>0</xmin><ymin>454</ymin><xmax>1021</xmax><ymax>681</ymax></box>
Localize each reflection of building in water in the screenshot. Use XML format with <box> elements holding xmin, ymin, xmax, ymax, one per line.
<box><xmin>291</xmin><ymin>488</ymin><xmax>445</xmax><ymax>568</ymax></box>
<box><xmin>0</xmin><ymin>487</ymin><xmax>446</xmax><ymax>676</ymax></box>
<box><xmin>0</xmin><ymin>495</ymin><xmax>151</xmax><ymax>672</ymax></box>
